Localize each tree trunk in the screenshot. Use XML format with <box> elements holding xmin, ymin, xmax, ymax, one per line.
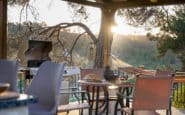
<box><xmin>94</xmin><ymin>8</ymin><xmax>116</xmax><ymax>68</ymax></box>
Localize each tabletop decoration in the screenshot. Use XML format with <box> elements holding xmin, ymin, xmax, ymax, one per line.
<box><xmin>0</xmin><ymin>83</ymin><xmax>10</xmax><ymax>94</ymax></box>
<box><xmin>103</xmin><ymin>65</ymin><xmax>117</xmax><ymax>83</ymax></box>
<box><xmin>83</xmin><ymin>74</ymin><xmax>102</xmax><ymax>82</ymax></box>
<box><xmin>0</xmin><ymin>91</ymin><xmax>19</xmax><ymax>100</ymax></box>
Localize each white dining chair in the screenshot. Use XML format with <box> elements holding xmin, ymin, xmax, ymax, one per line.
<box><xmin>26</xmin><ymin>61</ymin><xmax>67</xmax><ymax>115</ymax></box>
<box><xmin>0</xmin><ymin>59</ymin><xmax>19</xmax><ymax>92</ymax></box>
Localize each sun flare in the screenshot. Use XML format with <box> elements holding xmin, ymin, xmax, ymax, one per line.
<box><xmin>111</xmin><ymin>23</ymin><xmax>148</xmax><ymax>35</ymax></box>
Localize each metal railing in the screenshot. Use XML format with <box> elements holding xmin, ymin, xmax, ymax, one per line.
<box><xmin>173</xmin><ymin>72</ymin><xmax>185</xmax><ymax>108</ymax></box>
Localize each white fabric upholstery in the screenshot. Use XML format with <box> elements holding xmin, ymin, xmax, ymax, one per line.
<box><xmin>26</xmin><ymin>61</ymin><xmax>67</xmax><ymax>115</ymax></box>
<box><xmin>0</xmin><ymin>59</ymin><xmax>18</xmax><ymax>92</ymax></box>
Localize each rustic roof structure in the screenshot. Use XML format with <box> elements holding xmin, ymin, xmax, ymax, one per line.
<box><xmin>62</xmin><ymin>0</ymin><xmax>185</xmax><ymax>8</ymax></box>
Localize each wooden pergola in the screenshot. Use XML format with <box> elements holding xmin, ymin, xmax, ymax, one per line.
<box><xmin>1</xmin><ymin>0</ymin><xmax>185</xmax><ymax>59</ymax></box>
<box><xmin>0</xmin><ymin>0</ymin><xmax>7</xmax><ymax>59</ymax></box>
<box><xmin>62</xmin><ymin>0</ymin><xmax>185</xmax><ymax>8</ymax></box>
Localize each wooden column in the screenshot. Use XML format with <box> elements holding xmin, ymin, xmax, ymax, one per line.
<box><xmin>0</xmin><ymin>0</ymin><xmax>7</xmax><ymax>59</ymax></box>
<box><xmin>100</xmin><ymin>8</ymin><xmax>116</xmax><ymax>67</ymax></box>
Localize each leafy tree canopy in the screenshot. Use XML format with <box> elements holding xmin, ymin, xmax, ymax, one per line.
<box><xmin>147</xmin><ymin>5</ymin><xmax>185</xmax><ymax>70</ymax></box>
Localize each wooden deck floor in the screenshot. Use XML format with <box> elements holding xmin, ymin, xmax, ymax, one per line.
<box><xmin>58</xmin><ymin>101</ymin><xmax>185</xmax><ymax>115</ymax></box>
<box><xmin>58</xmin><ymin>90</ymin><xmax>185</xmax><ymax>115</ymax></box>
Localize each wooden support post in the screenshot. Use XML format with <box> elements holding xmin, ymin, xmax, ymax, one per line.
<box><xmin>0</xmin><ymin>0</ymin><xmax>7</xmax><ymax>59</ymax></box>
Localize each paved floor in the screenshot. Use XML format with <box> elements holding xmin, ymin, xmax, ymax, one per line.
<box><xmin>58</xmin><ymin>102</ymin><xmax>185</xmax><ymax>115</ymax></box>
<box><xmin>58</xmin><ymin>91</ymin><xmax>185</xmax><ymax>115</ymax></box>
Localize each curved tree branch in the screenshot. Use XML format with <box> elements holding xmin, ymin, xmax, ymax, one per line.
<box><xmin>69</xmin><ymin>32</ymin><xmax>86</xmax><ymax>65</ymax></box>
<box><xmin>38</xmin><ymin>22</ymin><xmax>98</xmax><ymax>44</ymax></box>
<box><xmin>70</xmin><ymin>32</ymin><xmax>86</xmax><ymax>53</ymax></box>
<box><xmin>56</xmin><ymin>28</ymin><xmax>65</xmax><ymax>50</ymax></box>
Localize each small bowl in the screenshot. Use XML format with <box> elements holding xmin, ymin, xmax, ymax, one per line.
<box><xmin>0</xmin><ymin>83</ymin><xmax>10</xmax><ymax>94</ymax></box>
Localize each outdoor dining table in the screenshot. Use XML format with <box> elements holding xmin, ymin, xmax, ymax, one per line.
<box><xmin>78</xmin><ymin>79</ymin><xmax>135</xmax><ymax>115</ymax></box>
<box><xmin>0</xmin><ymin>93</ymin><xmax>38</xmax><ymax>115</ymax></box>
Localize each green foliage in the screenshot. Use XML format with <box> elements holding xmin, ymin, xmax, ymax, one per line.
<box><xmin>160</xmin><ymin>13</ymin><xmax>185</xmax><ymax>52</ymax></box>
<box><xmin>112</xmin><ymin>35</ymin><xmax>181</xmax><ymax>70</ymax></box>
<box><xmin>147</xmin><ymin>6</ymin><xmax>185</xmax><ymax>71</ymax></box>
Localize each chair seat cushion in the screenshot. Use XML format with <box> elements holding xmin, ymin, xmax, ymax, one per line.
<box><xmin>58</xmin><ymin>102</ymin><xmax>90</xmax><ymax>112</ymax></box>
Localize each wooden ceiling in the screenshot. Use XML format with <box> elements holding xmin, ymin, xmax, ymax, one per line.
<box><xmin>62</xmin><ymin>0</ymin><xmax>185</xmax><ymax>8</ymax></box>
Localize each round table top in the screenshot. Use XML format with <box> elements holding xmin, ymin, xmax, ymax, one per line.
<box><xmin>0</xmin><ymin>93</ymin><xmax>38</xmax><ymax>109</ymax></box>
<box><xmin>78</xmin><ymin>80</ymin><xmax>135</xmax><ymax>87</ymax></box>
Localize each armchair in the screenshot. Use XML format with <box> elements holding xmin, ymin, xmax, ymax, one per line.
<box><xmin>120</xmin><ymin>77</ymin><xmax>174</xmax><ymax>115</ymax></box>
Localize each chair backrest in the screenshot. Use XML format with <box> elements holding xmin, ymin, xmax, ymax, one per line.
<box><xmin>133</xmin><ymin>77</ymin><xmax>174</xmax><ymax>110</ymax></box>
<box><xmin>118</xmin><ymin>67</ymin><xmax>155</xmax><ymax>77</ymax></box>
<box><xmin>0</xmin><ymin>59</ymin><xmax>18</xmax><ymax>92</ymax></box>
<box><xmin>118</xmin><ymin>67</ymin><xmax>140</xmax><ymax>74</ymax></box>
<box><xmin>26</xmin><ymin>61</ymin><xmax>67</xmax><ymax>113</ymax></box>
<box><xmin>155</xmin><ymin>69</ymin><xmax>175</xmax><ymax>77</ymax></box>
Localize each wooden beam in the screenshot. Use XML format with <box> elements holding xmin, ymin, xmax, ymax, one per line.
<box><xmin>63</xmin><ymin>0</ymin><xmax>185</xmax><ymax>9</ymax></box>
<box><xmin>62</xmin><ymin>0</ymin><xmax>104</xmax><ymax>8</ymax></box>
<box><xmin>0</xmin><ymin>0</ymin><xmax>7</xmax><ymax>59</ymax></box>
<box><xmin>103</xmin><ymin>0</ymin><xmax>185</xmax><ymax>9</ymax></box>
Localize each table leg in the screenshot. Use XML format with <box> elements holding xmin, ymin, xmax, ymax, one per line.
<box><xmin>126</xmin><ymin>87</ymin><xmax>134</xmax><ymax>107</ymax></box>
<box><xmin>114</xmin><ymin>87</ymin><xmax>125</xmax><ymax>115</ymax></box>
<box><xmin>95</xmin><ymin>86</ymin><xmax>100</xmax><ymax>115</ymax></box>
<box><xmin>126</xmin><ymin>87</ymin><xmax>130</xmax><ymax>107</ymax></box>
<box><xmin>86</xmin><ymin>86</ymin><xmax>94</xmax><ymax>109</ymax></box>
<box><xmin>105</xmin><ymin>87</ymin><xmax>109</xmax><ymax>115</ymax></box>
<box><xmin>85</xmin><ymin>84</ymin><xmax>110</xmax><ymax>115</ymax></box>
<box><xmin>95</xmin><ymin>86</ymin><xmax>109</xmax><ymax>115</ymax></box>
